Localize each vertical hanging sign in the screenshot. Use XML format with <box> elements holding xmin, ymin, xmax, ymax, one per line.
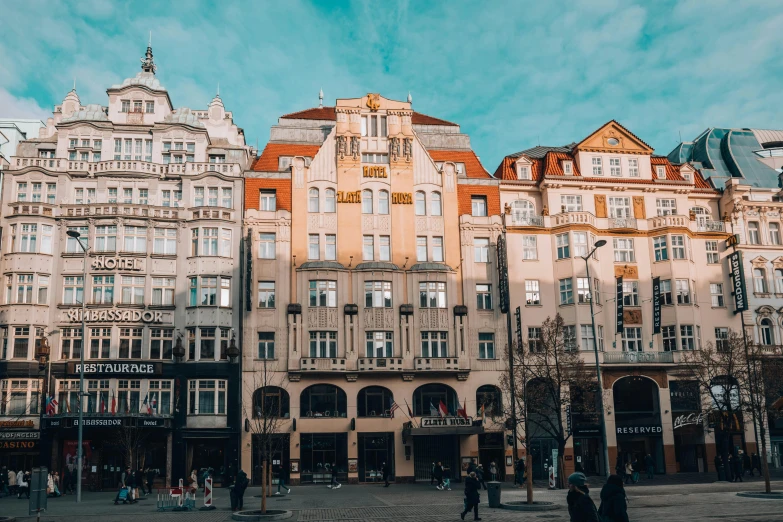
<box><xmin>615</xmin><ymin>276</ymin><xmax>624</xmax><ymax>334</ymax></box>
<box><xmin>728</xmin><ymin>251</ymin><xmax>748</xmax><ymax>314</ymax></box>
<box><xmin>497</xmin><ymin>235</ymin><xmax>510</xmax><ymax>314</ymax></box>
<box><xmin>245</xmin><ymin>231</ymin><xmax>253</xmax><ymax>312</ymax></box>
<box><xmin>515</xmin><ymin>306</ymin><xmax>523</xmax><ymax>352</ymax></box>
<box><xmin>652</xmin><ymin>277</ymin><xmax>661</xmax><ymax>334</ymax></box>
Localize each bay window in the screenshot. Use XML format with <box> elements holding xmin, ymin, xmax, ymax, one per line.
<box><xmin>365</xmin><ymin>281</ymin><xmax>392</xmax><ymax>308</ymax></box>
<box><xmin>309</xmin><ymin>331</ymin><xmax>337</xmax><ymax>358</ymax></box>
<box><xmin>419</xmin><ymin>282</ymin><xmax>446</xmax><ymax>308</ymax></box>
<box><xmin>309</xmin><ymin>280</ymin><xmax>337</xmax><ymax>307</ymax></box>
<box><xmin>421</xmin><ymin>331</ymin><xmax>448</xmax><ymax>357</ymax></box>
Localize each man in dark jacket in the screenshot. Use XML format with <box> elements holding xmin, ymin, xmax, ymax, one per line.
<box><xmin>733</xmin><ymin>454</ymin><xmax>744</xmax><ymax>482</ymax></box>
<box><xmin>713</xmin><ymin>454</ymin><xmax>723</xmax><ymax>481</ymax></box>
<box><xmin>752</xmin><ymin>453</ymin><xmax>763</xmax><ymax>476</ymax></box>
<box><xmin>515</xmin><ymin>458</ymin><xmax>525</xmax><ymax>486</ymax></box>
<box><xmin>467</xmin><ymin>458</ymin><xmax>477</xmax><ymax>476</ymax></box>
<box><xmin>433</xmin><ymin>462</ymin><xmax>444</xmax><ymax>490</ymax></box>
<box><xmin>476</xmin><ymin>464</ymin><xmax>487</xmax><ymax>490</ymax></box>
<box><xmin>644</xmin><ymin>453</ymin><xmax>655</xmax><ymax>480</ymax></box>
<box><xmin>146</xmin><ymin>468</ymin><xmax>155</xmax><ymax>495</ymax></box>
<box><xmin>566</xmin><ymin>472</ymin><xmax>599</xmax><ymax>522</ymax></box>
<box><xmin>381</xmin><ymin>461</ymin><xmax>390</xmax><ymax>487</ymax></box>
<box><xmin>598</xmin><ymin>474</ymin><xmax>629</xmax><ymax>522</ymax></box>
<box><xmin>230</xmin><ymin>469</ymin><xmax>249</xmax><ymax>512</ymax></box>
<box><xmin>460</xmin><ymin>471</ymin><xmax>481</xmax><ymax>521</ymax></box>
<box><xmin>135</xmin><ymin>468</ymin><xmax>146</xmax><ymax>496</ymax></box>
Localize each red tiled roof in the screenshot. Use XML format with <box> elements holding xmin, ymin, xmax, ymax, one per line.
<box><xmin>252</xmin><ymin>143</ymin><xmax>322</xmax><ymax>172</ymax></box>
<box><xmin>543</xmin><ymin>151</ymin><xmax>581</xmax><ymax>176</ymax></box>
<box><xmin>428</xmin><ymin>149</ymin><xmax>491</xmax><ymax>179</ymax></box>
<box><xmin>650</xmin><ymin>156</ymin><xmax>683</xmax><ymax>182</ymax></box>
<box><xmin>694</xmin><ymin>170</ymin><xmax>711</xmax><ymax>189</ymax></box>
<box><xmin>280</xmin><ymin>106</ymin><xmax>458</xmax><ymax>127</ymax></box>
<box><xmin>493</xmin><ymin>156</ymin><xmax>543</xmax><ymax>181</ymax></box>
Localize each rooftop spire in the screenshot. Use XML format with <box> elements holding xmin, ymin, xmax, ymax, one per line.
<box><xmin>407</xmin><ymin>91</ymin><xmax>412</xmax><ymax>105</ymax></box>
<box><xmin>217</xmin><ymin>83</ymin><xmax>220</xmax><ymax>97</ymax></box>
<box><xmin>319</xmin><ymin>88</ymin><xmax>324</xmax><ymax>108</ymax></box>
<box><xmin>140</xmin><ymin>38</ymin><xmax>157</xmax><ymax>74</ymax></box>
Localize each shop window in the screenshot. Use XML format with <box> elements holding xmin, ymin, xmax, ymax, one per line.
<box><xmin>476</xmin><ymin>385</ymin><xmax>502</xmax><ymax>417</ymax></box>
<box><xmin>412</xmin><ymin>383</ymin><xmax>457</xmax><ymax>416</ymax></box>
<box><xmin>253</xmin><ymin>386</ymin><xmax>290</xmax><ymax>418</ymax></box>
<box><xmin>357</xmin><ymin>386</ymin><xmax>394</xmax><ymax>417</ymax></box>
<box><xmin>301</xmin><ymin>384</ymin><xmax>347</xmax><ymax>417</ymax></box>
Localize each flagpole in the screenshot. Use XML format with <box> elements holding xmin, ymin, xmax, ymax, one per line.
<box><xmin>404</xmin><ymin>399</ymin><xmax>419</xmax><ymax>428</ymax></box>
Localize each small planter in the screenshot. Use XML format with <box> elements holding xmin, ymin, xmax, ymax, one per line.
<box><xmin>232</xmin><ymin>509</ymin><xmax>292</xmax><ymax>521</ymax></box>
<box><xmin>736</xmin><ymin>491</ymin><xmax>783</xmax><ymax>500</ymax></box>
<box><xmin>501</xmin><ymin>501</ymin><xmax>559</xmax><ymax>512</ymax></box>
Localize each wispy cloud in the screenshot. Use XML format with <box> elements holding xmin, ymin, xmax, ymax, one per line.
<box><xmin>1</xmin><ymin>0</ymin><xmax>782</xmax><ymax>169</ymax></box>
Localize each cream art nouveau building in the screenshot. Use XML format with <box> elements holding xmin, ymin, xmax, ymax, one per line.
<box><xmin>0</xmin><ymin>45</ymin><xmax>252</xmax><ymax>487</ymax></box>
<box><xmin>494</xmin><ymin>121</ymin><xmax>746</xmax><ymax>477</ymax></box>
<box><xmin>241</xmin><ymin>94</ymin><xmax>509</xmax><ymax>484</ymax></box>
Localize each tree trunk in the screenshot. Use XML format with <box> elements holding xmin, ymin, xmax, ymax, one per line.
<box><xmin>268</xmin><ymin>461</ymin><xmax>273</xmax><ymax>497</ymax></box>
<box><xmin>526</xmin><ymin>454</ymin><xmax>534</xmax><ymax>504</ymax></box>
<box><xmin>261</xmin><ymin>459</ymin><xmax>267</xmax><ymax>514</ymax></box>
<box><xmin>759</xmin><ymin>421</ymin><xmax>772</xmax><ymax>494</ymax></box>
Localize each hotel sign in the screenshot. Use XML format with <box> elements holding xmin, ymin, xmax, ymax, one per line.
<box><xmin>67</xmin><ymin>308</ymin><xmax>164</xmax><ymax>323</ymax></box>
<box><xmin>421</xmin><ymin>417</ymin><xmax>473</xmax><ymax>427</ymax></box>
<box><xmin>0</xmin><ymin>420</ymin><xmax>35</xmax><ymax>428</ymax></box>
<box><xmin>68</xmin><ymin>362</ymin><xmax>162</xmax><ymax>375</ymax></box>
<box><xmin>363</xmin><ymin>166</ymin><xmax>387</xmax><ymax>178</ymax></box>
<box><xmin>337</xmin><ymin>190</ymin><xmax>413</xmax><ymax>205</ymax></box>
<box><xmin>92</xmin><ymin>256</ymin><xmax>143</xmax><ymax>271</ymax></box>
<box><xmin>391</xmin><ymin>193</ymin><xmax>412</xmax><ymax>204</ymax></box>
<box><xmin>728</xmin><ymin>252</ymin><xmax>748</xmax><ymax>314</ymax></box>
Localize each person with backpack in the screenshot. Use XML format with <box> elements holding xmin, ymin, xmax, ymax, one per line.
<box><xmin>598</xmin><ymin>474</ymin><xmax>629</xmax><ymax>522</ymax></box>
<box><xmin>489</xmin><ymin>461</ymin><xmax>498</xmax><ymax>481</ymax></box>
<box><xmin>460</xmin><ymin>471</ymin><xmax>481</xmax><ymax>521</ymax></box>
<box><xmin>567</xmin><ymin>472</ymin><xmax>599</xmax><ymax>522</ymax></box>
<box><xmin>230</xmin><ymin>469</ymin><xmax>249</xmax><ymax>512</ymax></box>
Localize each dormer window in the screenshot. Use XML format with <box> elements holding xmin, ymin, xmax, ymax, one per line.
<box><xmin>518</xmin><ymin>165</ymin><xmax>531</xmax><ymax>180</ymax></box>
<box><xmin>145</xmin><ymin>101</ymin><xmax>155</xmax><ymax>114</ymax></box>
<box><xmin>121</xmin><ymin>100</ymin><xmax>130</xmax><ymax>113</ymax></box>
<box><xmin>592</xmin><ymin>157</ymin><xmax>603</xmax><ymax>176</ymax></box>
<box><xmin>563</xmin><ymin>161</ymin><xmax>573</xmax><ymax>175</ymax></box>
<box><xmin>656</xmin><ymin>165</ymin><xmax>666</xmax><ymax>179</ymax></box>
<box><xmin>279</xmin><ymin>156</ymin><xmax>293</xmax><ymax>171</ymax></box>
<box><xmin>455</xmin><ymin>162</ymin><xmax>466</xmax><ymax>176</ymax></box>
<box><xmin>683</xmin><ymin>173</ymin><xmax>692</xmax><ymax>182</ymax></box>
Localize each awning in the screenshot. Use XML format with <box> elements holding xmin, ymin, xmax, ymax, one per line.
<box><xmin>410</xmin><ymin>426</ymin><xmax>484</xmax><ymax>436</ymax></box>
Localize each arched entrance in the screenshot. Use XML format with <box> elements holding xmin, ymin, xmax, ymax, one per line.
<box><xmin>612</xmin><ymin>376</ymin><xmax>665</xmax><ymax>474</ymax></box>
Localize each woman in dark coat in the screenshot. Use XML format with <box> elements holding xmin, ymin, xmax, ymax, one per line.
<box><xmin>460</xmin><ymin>471</ymin><xmax>481</xmax><ymax>521</ymax></box>
<box><xmin>733</xmin><ymin>454</ymin><xmax>744</xmax><ymax>482</ymax></box>
<box><xmin>567</xmin><ymin>472</ymin><xmax>599</xmax><ymax>522</ymax></box>
<box><xmin>598</xmin><ymin>474</ymin><xmax>629</xmax><ymax>522</ymax></box>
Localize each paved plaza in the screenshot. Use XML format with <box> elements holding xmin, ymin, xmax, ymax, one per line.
<box><xmin>3</xmin><ymin>476</ymin><xmax>783</xmax><ymax>522</ymax></box>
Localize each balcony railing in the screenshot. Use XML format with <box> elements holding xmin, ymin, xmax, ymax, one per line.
<box><xmin>649</xmin><ymin>215</ymin><xmax>688</xmax><ymax>230</ymax></box>
<box><xmin>8</xmin><ymin>203</ymin><xmax>55</xmax><ymax>217</ymax></box>
<box><xmin>357</xmin><ymin>358</ymin><xmax>404</xmax><ymax>371</ymax></box>
<box><xmin>552</xmin><ymin>211</ymin><xmax>596</xmax><ymax>227</ymax></box>
<box><xmin>414</xmin><ymin>357</ymin><xmax>461</xmax><ymax>371</ymax></box>
<box><xmin>11</xmin><ymin>157</ymin><xmax>242</xmax><ymax>176</ymax></box>
<box><xmin>509</xmin><ymin>214</ymin><xmax>544</xmax><ymax>227</ymax></box>
<box><xmin>608</xmin><ymin>217</ymin><xmax>638</xmax><ymax>230</ymax></box>
<box><xmin>300</xmin><ymin>358</ymin><xmax>347</xmax><ymax>372</ymax></box>
<box><xmin>698</xmin><ymin>220</ymin><xmax>725</xmax><ymax>232</ymax></box>
<box><xmin>602</xmin><ymin>351</ymin><xmax>674</xmax><ymax>364</ymax></box>
<box><xmin>60</xmin><ymin>204</ymin><xmax>179</xmax><ymax>219</ymax></box>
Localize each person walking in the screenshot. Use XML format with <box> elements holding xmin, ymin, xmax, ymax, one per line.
<box><xmin>442</xmin><ymin>465</ymin><xmax>452</xmax><ymax>491</ymax></box>
<box><xmin>733</xmin><ymin>454</ymin><xmax>744</xmax><ymax>482</ymax></box>
<box><xmin>127</xmin><ymin>468</ymin><xmax>137</xmax><ymax>502</ymax></box>
<box><xmin>460</xmin><ymin>471</ymin><xmax>481</xmax><ymax>521</ymax></box>
<box><xmin>515</xmin><ymin>458</ymin><xmax>525</xmax><ymax>486</ymax></box>
<box><xmin>467</xmin><ymin>458</ymin><xmax>477</xmax><ymax>476</ymax></box>
<box><xmin>381</xmin><ymin>461</ymin><xmax>390</xmax><ymax>487</ymax></box>
<box><xmin>328</xmin><ymin>463</ymin><xmax>341</xmax><ymax>489</ymax></box>
<box><xmin>430</xmin><ymin>462</ymin><xmax>437</xmax><ymax>485</ymax></box>
<box><xmin>146</xmin><ymin>467</ymin><xmax>155</xmax><ymax>495</ymax></box>
<box><xmin>135</xmin><ymin>468</ymin><xmax>145</xmax><ymax>496</ymax></box>
<box><xmin>598</xmin><ymin>474</ymin><xmax>629</xmax><ymax>522</ymax></box>
<box><xmin>566</xmin><ymin>472</ymin><xmax>599</xmax><ymax>522</ymax></box>
<box><xmin>276</xmin><ymin>464</ymin><xmax>291</xmax><ymax>495</ymax></box>
<box><xmin>489</xmin><ymin>461</ymin><xmax>498</xmax><ymax>482</ymax></box>
<box><xmin>752</xmin><ymin>453</ymin><xmax>763</xmax><ymax>476</ymax></box>
<box><xmin>433</xmin><ymin>461</ymin><xmax>444</xmax><ymax>490</ymax></box>
<box><xmin>713</xmin><ymin>454</ymin><xmax>723</xmax><ymax>481</ymax></box>
<box><xmin>8</xmin><ymin>467</ymin><xmax>16</xmax><ymax>497</ymax></box>
<box><xmin>644</xmin><ymin>454</ymin><xmax>655</xmax><ymax>480</ymax></box>
<box><xmin>189</xmin><ymin>469</ymin><xmax>198</xmax><ymax>494</ymax></box>
<box><xmin>476</xmin><ymin>464</ymin><xmax>487</xmax><ymax>490</ymax></box>
<box><xmin>17</xmin><ymin>471</ymin><xmax>30</xmax><ymax>499</ymax></box>
<box><xmin>623</xmin><ymin>461</ymin><xmax>633</xmax><ymax>485</ymax></box>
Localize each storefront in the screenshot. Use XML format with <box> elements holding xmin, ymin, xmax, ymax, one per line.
<box><xmin>613</xmin><ymin>376</ymin><xmax>665</xmax><ymax>473</ymax></box>
<box><xmin>252</xmin><ymin>434</ymin><xmax>290</xmax><ymax>486</ymax></box>
<box><xmin>299</xmin><ymin>432</ymin><xmax>348</xmax><ymax>484</ymax></box>
<box><xmin>0</xmin><ymin>421</ymin><xmax>40</xmax><ymax>471</ymax></box>
<box><xmin>478</xmin><ymin>433</ymin><xmax>505</xmax><ymax>481</ymax></box>
<box><xmin>410</xmin><ymin>416</ymin><xmax>482</xmax><ymax>482</ymax></box>
<box><xmin>358</xmin><ymin>432</ymin><xmax>394</xmax><ymax>483</ymax></box>
<box><xmin>670</xmin><ymin>381</ymin><xmax>706</xmax><ymax>472</ymax></box>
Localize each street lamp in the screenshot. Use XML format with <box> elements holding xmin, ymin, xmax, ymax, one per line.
<box><xmin>581</xmin><ymin>239</ymin><xmax>611</xmax><ymax>476</ymax></box>
<box><xmin>66</xmin><ymin>229</ymin><xmax>88</xmax><ymax>502</ymax></box>
<box><xmin>35</xmin><ymin>331</ymin><xmax>51</xmax><ymax>469</ymax></box>
<box><xmin>226</xmin><ymin>330</ymin><xmax>239</xmax><ymax>362</ymax></box>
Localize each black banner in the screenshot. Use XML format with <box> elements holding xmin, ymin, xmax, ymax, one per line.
<box><xmin>497</xmin><ymin>235</ymin><xmax>510</xmax><ymax>314</ymax></box>
<box><xmin>245</xmin><ymin>231</ymin><xmax>253</xmax><ymax>313</ymax></box>
<box><xmin>616</xmin><ymin>276</ymin><xmax>624</xmax><ymax>333</ymax></box>
<box><xmin>652</xmin><ymin>276</ymin><xmax>661</xmax><ymax>335</ymax></box>
<box><xmin>728</xmin><ymin>251</ymin><xmax>748</xmax><ymax>314</ymax></box>
<box><xmin>514</xmin><ymin>306</ymin><xmax>523</xmax><ymax>352</ymax></box>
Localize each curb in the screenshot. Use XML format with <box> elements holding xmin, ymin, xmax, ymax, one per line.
<box><xmin>232</xmin><ymin>509</ymin><xmax>293</xmax><ymax>521</ymax></box>
<box><xmin>736</xmin><ymin>492</ymin><xmax>783</xmax><ymax>500</ymax></box>
<box><xmin>500</xmin><ymin>501</ymin><xmax>559</xmax><ymax>512</ymax></box>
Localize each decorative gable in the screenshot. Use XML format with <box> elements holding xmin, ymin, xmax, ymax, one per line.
<box><xmin>575</xmin><ymin>120</ymin><xmax>654</xmax><ymax>155</ymax></box>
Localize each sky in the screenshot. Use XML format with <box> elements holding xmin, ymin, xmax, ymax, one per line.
<box><xmin>2</xmin><ymin>0</ymin><xmax>783</xmax><ymax>171</ymax></box>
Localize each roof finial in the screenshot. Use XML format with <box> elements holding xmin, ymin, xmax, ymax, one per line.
<box><xmin>149</xmin><ymin>30</ymin><xmax>152</xmax><ymax>47</ymax></box>
<box><xmin>217</xmin><ymin>83</ymin><xmax>220</xmax><ymax>97</ymax></box>
<box><xmin>140</xmin><ymin>38</ymin><xmax>156</xmax><ymax>74</ymax></box>
<box><xmin>407</xmin><ymin>91</ymin><xmax>412</xmax><ymax>105</ymax></box>
<box><xmin>73</xmin><ymin>77</ymin><xmax>76</xmax><ymax>91</ymax></box>
<box><xmin>319</xmin><ymin>87</ymin><xmax>324</xmax><ymax>109</ymax></box>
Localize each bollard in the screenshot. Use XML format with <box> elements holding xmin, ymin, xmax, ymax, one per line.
<box><xmin>200</xmin><ymin>477</ymin><xmax>215</xmax><ymax>511</ymax></box>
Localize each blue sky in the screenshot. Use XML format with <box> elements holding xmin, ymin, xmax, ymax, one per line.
<box><xmin>2</xmin><ymin>0</ymin><xmax>782</xmax><ymax>171</ymax></box>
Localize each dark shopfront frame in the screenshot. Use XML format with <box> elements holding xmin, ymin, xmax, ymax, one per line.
<box><xmin>358</xmin><ymin>432</ymin><xmax>394</xmax><ymax>483</ymax></box>
<box><xmin>299</xmin><ymin>432</ymin><xmax>348</xmax><ymax>484</ymax></box>
<box><xmin>0</xmin><ymin>431</ymin><xmax>40</xmax><ymax>472</ymax></box>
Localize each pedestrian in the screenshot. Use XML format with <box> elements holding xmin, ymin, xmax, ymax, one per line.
<box><xmin>476</xmin><ymin>464</ymin><xmax>487</xmax><ymax>490</ymax></box>
<box><xmin>631</xmin><ymin>457</ymin><xmax>640</xmax><ymax>484</ymax></box>
<box><xmin>8</xmin><ymin>467</ymin><xmax>17</xmax><ymax>497</ymax></box>
<box><xmin>598</xmin><ymin>474</ymin><xmax>629</xmax><ymax>522</ymax></box>
<box><xmin>17</xmin><ymin>471</ymin><xmax>30</xmax><ymax>499</ymax></box>
<box><xmin>53</xmin><ymin>471</ymin><xmax>62</xmax><ymax>497</ymax></box>
<box><xmin>489</xmin><ymin>461</ymin><xmax>498</xmax><ymax>481</ymax></box>
<box><xmin>276</xmin><ymin>463</ymin><xmax>291</xmax><ymax>495</ymax></box>
<box><xmin>327</xmin><ymin>463</ymin><xmax>341</xmax><ymax>489</ymax></box>
<box><xmin>127</xmin><ymin>468</ymin><xmax>137</xmax><ymax>502</ymax></box>
<box><xmin>467</xmin><ymin>458</ymin><xmax>477</xmax><ymax>475</ymax></box>
<box><xmin>460</xmin><ymin>471</ymin><xmax>481</xmax><ymax>521</ymax></box>
<box><xmin>713</xmin><ymin>454</ymin><xmax>722</xmax><ymax>481</ymax></box>
<box><xmin>442</xmin><ymin>465</ymin><xmax>452</xmax><ymax>491</ymax></box>
<box><xmin>430</xmin><ymin>462</ymin><xmax>436</xmax><ymax>485</ymax></box>
<box><xmin>733</xmin><ymin>454</ymin><xmax>744</xmax><ymax>482</ymax></box>
<box><xmin>66</xmin><ymin>461</ymin><xmax>75</xmax><ymax>494</ymax></box>
<box><xmin>623</xmin><ymin>461</ymin><xmax>633</xmax><ymax>485</ymax></box>
<box><xmin>135</xmin><ymin>467</ymin><xmax>145</xmax><ymax>496</ymax></box>
<box><xmin>146</xmin><ymin>467</ymin><xmax>155</xmax><ymax>495</ymax></box>
<box><xmin>515</xmin><ymin>458</ymin><xmax>525</xmax><ymax>486</ymax></box>
<box><xmin>644</xmin><ymin>454</ymin><xmax>655</xmax><ymax>480</ymax></box>
<box><xmin>752</xmin><ymin>453</ymin><xmax>762</xmax><ymax>476</ymax></box>
<box><xmin>381</xmin><ymin>461</ymin><xmax>390</xmax><ymax>487</ymax></box>
<box><xmin>189</xmin><ymin>469</ymin><xmax>198</xmax><ymax>494</ymax></box>
<box><xmin>566</xmin><ymin>472</ymin><xmax>599</xmax><ymax>522</ymax></box>
<box><xmin>742</xmin><ymin>451</ymin><xmax>752</xmax><ymax>476</ymax></box>
<box><xmin>230</xmin><ymin>469</ymin><xmax>248</xmax><ymax>512</ymax></box>
<box><xmin>433</xmin><ymin>461</ymin><xmax>444</xmax><ymax>490</ymax></box>
<box><xmin>614</xmin><ymin>455</ymin><xmax>623</xmax><ymax>477</ymax></box>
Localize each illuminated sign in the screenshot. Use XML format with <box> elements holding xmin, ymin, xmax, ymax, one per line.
<box><xmin>728</xmin><ymin>251</ymin><xmax>748</xmax><ymax>314</ymax></box>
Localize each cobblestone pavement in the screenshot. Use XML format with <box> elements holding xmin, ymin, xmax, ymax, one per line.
<box><xmin>3</xmin><ymin>480</ymin><xmax>783</xmax><ymax>521</ymax></box>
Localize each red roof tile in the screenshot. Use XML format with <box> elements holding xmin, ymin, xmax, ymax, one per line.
<box><xmin>693</xmin><ymin>170</ymin><xmax>711</xmax><ymax>189</ymax></box>
<box><xmin>650</xmin><ymin>156</ymin><xmax>683</xmax><ymax>182</ymax></box>
<box><xmin>252</xmin><ymin>143</ymin><xmax>322</xmax><ymax>172</ymax></box>
<box><xmin>543</xmin><ymin>151</ymin><xmax>581</xmax><ymax>176</ymax></box>
<box><xmin>428</xmin><ymin>149</ymin><xmax>491</xmax><ymax>179</ymax></box>
<box><xmin>280</xmin><ymin>106</ymin><xmax>458</xmax><ymax>127</ymax></box>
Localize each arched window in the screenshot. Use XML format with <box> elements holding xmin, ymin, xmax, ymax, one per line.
<box><xmin>415</xmin><ymin>191</ymin><xmax>426</xmax><ymax>216</ymax></box>
<box><xmin>357</xmin><ymin>386</ymin><xmax>394</xmax><ymax>417</ymax></box>
<box><xmin>476</xmin><ymin>385</ymin><xmax>502</xmax><ymax>417</ymax></box>
<box><xmin>252</xmin><ymin>386</ymin><xmax>290</xmax><ymax>418</ymax></box>
<box><xmin>301</xmin><ymin>384</ymin><xmax>347</xmax><ymax>418</ymax></box>
<box><xmin>378</xmin><ymin>190</ymin><xmax>389</xmax><ymax>215</ymax></box>
<box><xmin>753</xmin><ymin>268</ymin><xmax>768</xmax><ymax>293</ymax></box>
<box><xmin>412</xmin><ymin>383</ymin><xmax>457</xmax><ymax>416</ymax></box>
<box><xmin>324</xmin><ymin>188</ymin><xmax>336</xmax><ymax>213</ymax></box>
<box><xmin>431</xmin><ymin>192</ymin><xmax>442</xmax><ymax>216</ymax></box>
<box><xmin>511</xmin><ymin>200</ymin><xmax>535</xmax><ymax>225</ymax></box>
<box><xmin>308</xmin><ymin>188</ymin><xmax>319</xmax><ymax>213</ymax></box>
<box><xmin>362</xmin><ymin>190</ymin><xmax>373</xmax><ymax>214</ymax></box>
<box><xmin>760</xmin><ymin>319</ymin><xmax>774</xmax><ymax>345</ymax></box>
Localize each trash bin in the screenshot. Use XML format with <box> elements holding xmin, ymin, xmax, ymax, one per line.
<box><xmin>487</xmin><ymin>481</ymin><xmax>501</xmax><ymax>508</ymax></box>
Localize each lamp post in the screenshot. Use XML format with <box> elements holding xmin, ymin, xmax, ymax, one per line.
<box><xmin>66</xmin><ymin>229</ymin><xmax>88</xmax><ymax>502</ymax></box>
<box><xmin>581</xmin><ymin>239</ymin><xmax>611</xmax><ymax>476</ymax></box>
<box><xmin>35</xmin><ymin>331</ymin><xmax>51</xmax><ymax>468</ymax></box>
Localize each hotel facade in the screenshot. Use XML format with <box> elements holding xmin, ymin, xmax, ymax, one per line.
<box><xmin>0</xmin><ymin>46</ymin><xmax>252</xmax><ymax>487</ymax></box>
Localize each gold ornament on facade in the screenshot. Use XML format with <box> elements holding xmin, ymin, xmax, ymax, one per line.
<box><xmin>366</xmin><ymin>93</ymin><xmax>381</xmax><ymax>111</ymax></box>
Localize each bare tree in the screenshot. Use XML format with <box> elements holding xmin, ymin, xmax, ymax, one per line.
<box><xmin>500</xmin><ymin>314</ymin><xmax>596</xmax><ymax>492</ymax></box>
<box><xmin>681</xmin><ymin>329</ymin><xmax>782</xmax><ymax>493</ymax></box>
<box><xmin>243</xmin><ymin>357</ymin><xmax>289</xmax><ymax>514</ymax></box>
<box><xmin>114</xmin><ymin>422</ymin><xmax>149</xmax><ymax>470</ymax></box>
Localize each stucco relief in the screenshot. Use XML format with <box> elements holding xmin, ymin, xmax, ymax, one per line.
<box><xmin>460</xmin><ymin>226</ymin><xmax>474</xmax><ymax>246</ymax></box>
<box><xmin>414</xmin><ymin>216</ymin><xmax>444</xmax><ymax>233</ymax></box>
<box><xmin>419</xmin><ymin>309</ymin><xmax>449</xmax><ymax>329</ymax></box>
<box><xmin>276</xmin><ymin>221</ymin><xmax>291</xmax><ymax>242</ymax></box>
<box><xmin>362</xmin><ymin>215</ymin><xmax>390</xmax><ymax>232</ymax></box>
<box><xmin>364</xmin><ymin>308</ymin><xmax>395</xmax><ymax>329</ymax></box>
<box><xmin>594</xmin><ymin>195</ymin><xmax>607</xmax><ymax>218</ymax></box>
<box><xmin>308</xmin><ymin>214</ymin><xmax>337</xmax><ymax>232</ymax></box>
<box><xmin>308</xmin><ymin>307</ymin><xmax>338</xmax><ymax>329</ymax></box>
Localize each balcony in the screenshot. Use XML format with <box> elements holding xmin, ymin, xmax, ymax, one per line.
<box><xmin>608</xmin><ymin>217</ymin><xmax>638</xmax><ymax>230</ymax></box>
<box><xmin>414</xmin><ymin>357</ymin><xmax>461</xmax><ymax>371</ymax></box>
<box><xmin>7</xmin><ymin>202</ymin><xmax>55</xmax><ymax>217</ymax></box>
<box><xmin>357</xmin><ymin>358</ymin><xmax>404</xmax><ymax>371</ymax></box>
<box><xmin>300</xmin><ymin>358</ymin><xmax>347</xmax><ymax>372</ymax></box>
<box><xmin>602</xmin><ymin>351</ymin><xmax>674</xmax><ymax>364</ymax></box>
<box><xmin>60</xmin><ymin>204</ymin><xmax>179</xmax><ymax>220</ymax></box>
<box><xmin>552</xmin><ymin>211</ymin><xmax>596</xmax><ymax>227</ymax></box>
<box><xmin>649</xmin><ymin>215</ymin><xmax>689</xmax><ymax>230</ymax></box>
<box><xmin>10</xmin><ymin>157</ymin><xmax>242</xmax><ymax>176</ymax></box>
<box><xmin>698</xmin><ymin>220</ymin><xmax>725</xmax><ymax>232</ymax></box>
<box><xmin>508</xmin><ymin>214</ymin><xmax>544</xmax><ymax>227</ymax></box>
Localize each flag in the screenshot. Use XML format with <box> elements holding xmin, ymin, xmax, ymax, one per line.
<box><xmin>46</xmin><ymin>396</ymin><xmax>58</xmax><ymax>416</ymax></box>
<box><xmin>406</xmin><ymin>402</ymin><xmax>413</xmax><ymax>418</ymax></box>
<box><xmin>111</xmin><ymin>390</ymin><xmax>116</xmax><ymax>415</ymax></box>
<box><xmin>389</xmin><ymin>401</ymin><xmax>400</xmax><ymax>419</ymax></box>
<box><xmin>457</xmin><ymin>398</ymin><xmax>468</xmax><ymax>420</ymax></box>
<box><xmin>438</xmin><ymin>400</ymin><xmax>448</xmax><ymax>418</ymax></box>
<box><xmin>100</xmin><ymin>395</ymin><xmax>105</xmax><ymax>414</ymax></box>
<box><xmin>142</xmin><ymin>394</ymin><xmax>151</xmax><ymax>414</ymax></box>
<box><xmin>151</xmin><ymin>395</ymin><xmax>158</xmax><ymax>415</ymax></box>
<box><xmin>429</xmin><ymin>400</ymin><xmax>438</xmax><ymax>417</ymax></box>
